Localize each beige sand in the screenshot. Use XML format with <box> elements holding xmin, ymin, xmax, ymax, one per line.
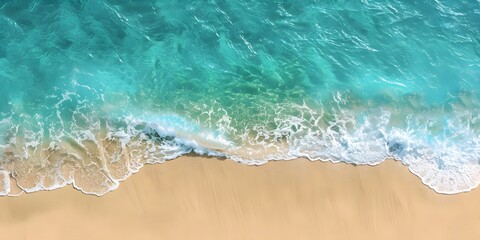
<box><xmin>0</xmin><ymin>157</ymin><xmax>479</xmax><ymax>240</ymax></box>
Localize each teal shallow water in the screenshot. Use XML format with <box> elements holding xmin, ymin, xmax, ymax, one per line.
<box><xmin>0</xmin><ymin>0</ymin><xmax>479</xmax><ymax>195</ymax></box>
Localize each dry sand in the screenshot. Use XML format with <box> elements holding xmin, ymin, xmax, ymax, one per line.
<box><xmin>0</xmin><ymin>157</ymin><xmax>479</xmax><ymax>240</ymax></box>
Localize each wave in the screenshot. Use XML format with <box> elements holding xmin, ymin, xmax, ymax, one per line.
<box><xmin>1</xmin><ymin>100</ymin><xmax>479</xmax><ymax>196</ymax></box>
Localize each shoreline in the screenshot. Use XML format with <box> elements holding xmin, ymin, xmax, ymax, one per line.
<box><xmin>1</xmin><ymin>156</ymin><xmax>479</xmax><ymax>239</ymax></box>
<box><xmin>2</xmin><ymin>155</ymin><xmax>476</xmax><ymax>197</ymax></box>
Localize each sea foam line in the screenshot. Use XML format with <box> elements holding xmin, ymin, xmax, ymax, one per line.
<box><xmin>0</xmin><ymin>107</ymin><xmax>479</xmax><ymax>196</ymax></box>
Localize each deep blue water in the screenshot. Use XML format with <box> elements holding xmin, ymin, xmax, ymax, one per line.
<box><xmin>0</xmin><ymin>0</ymin><xmax>479</xmax><ymax>195</ymax></box>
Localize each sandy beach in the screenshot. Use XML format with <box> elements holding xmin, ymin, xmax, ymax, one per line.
<box><xmin>0</xmin><ymin>157</ymin><xmax>479</xmax><ymax>240</ymax></box>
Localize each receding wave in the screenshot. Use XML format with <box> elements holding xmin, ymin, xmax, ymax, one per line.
<box><xmin>1</xmin><ymin>92</ymin><xmax>479</xmax><ymax>196</ymax></box>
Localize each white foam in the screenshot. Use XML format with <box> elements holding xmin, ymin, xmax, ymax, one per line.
<box><xmin>1</xmin><ymin>103</ymin><xmax>479</xmax><ymax>196</ymax></box>
<box><xmin>215</xmin><ymin>103</ymin><xmax>480</xmax><ymax>194</ymax></box>
<box><xmin>142</xmin><ymin>114</ymin><xmax>234</xmax><ymax>151</ymax></box>
<box><xmin>0</xmin><ymin>170</ymin><xmax>10</xmax><ymax>196</ymax></box>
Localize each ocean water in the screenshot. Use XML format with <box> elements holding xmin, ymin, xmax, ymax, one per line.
<box><xmin>0</xmin><ymin>0</ymin><xmax>479</xmax><ymax>196</ymax></box>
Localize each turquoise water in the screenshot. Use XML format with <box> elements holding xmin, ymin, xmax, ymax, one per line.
<box><xmin>0</xmin><ymin>0</ymin><xmax>479</xmax><ymax>195</ymax></box>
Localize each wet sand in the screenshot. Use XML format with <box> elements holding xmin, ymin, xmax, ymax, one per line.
<box><xmin>0</xmin><ymin>157</ymin><xmax>479</xmax><ymax>240</ymax></box>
